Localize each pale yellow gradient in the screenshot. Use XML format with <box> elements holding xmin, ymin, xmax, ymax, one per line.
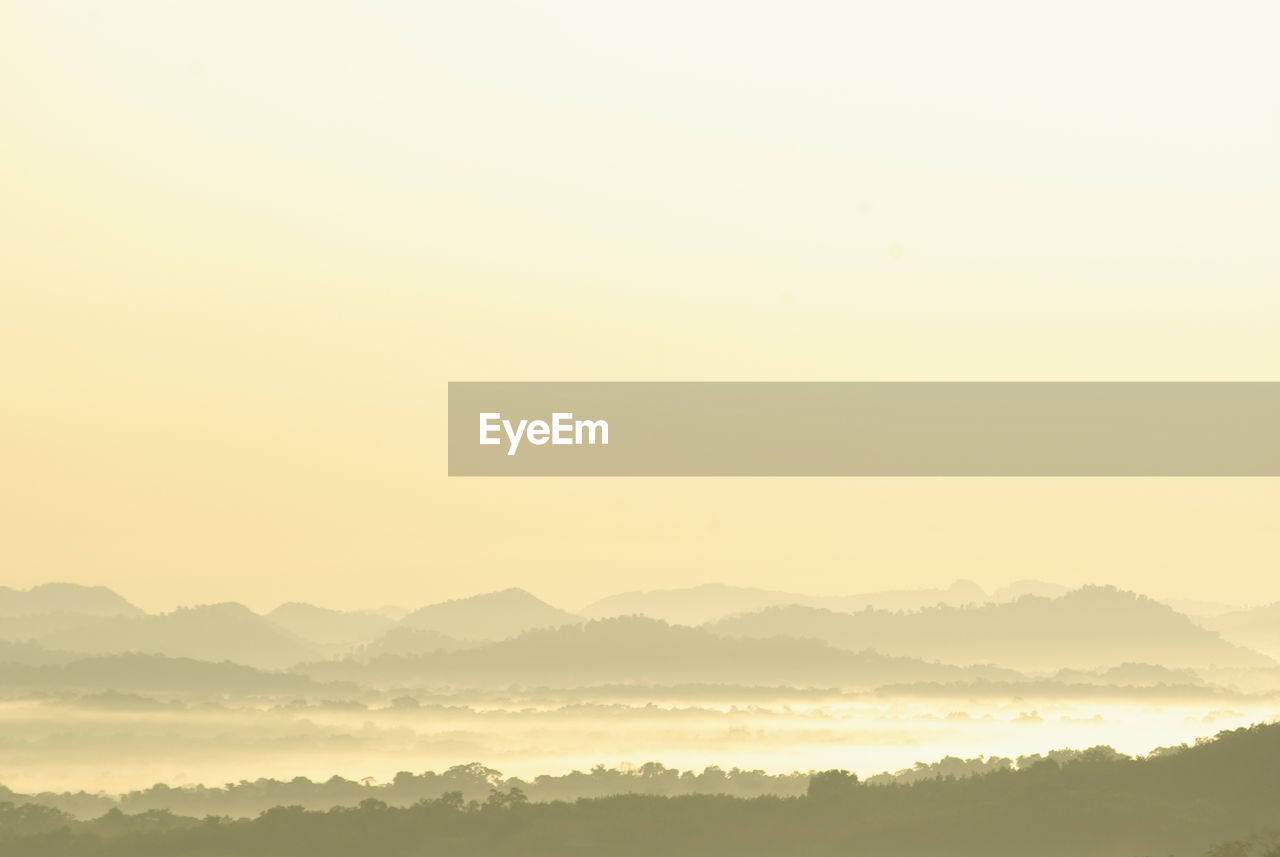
<box><xmin>2</xmin><ymin>1</ymin><xmax>1278</xmax><ymax>612</ymax></box>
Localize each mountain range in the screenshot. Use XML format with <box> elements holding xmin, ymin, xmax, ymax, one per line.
<box><xmin>1200</xmin><ymin>601</ymin><xmax>1280</xmax><ymax>660</ymax></box>
<box><xmin>305</xmin><ymin>615</ymin><xmax>1022</xmax><ymax>687</ymax></box>
<box><xmin>395</xmin><ymin>587</ymin><xmax>581</xmax><ymax>640</ymax></box>
<box><xmin>708</xmin><ymin>586</ymin><xmax>1270</xmax><ymax>670</ymax></box>
<box><xmin>0</xmin><ymin>583</ymin><xmax>141</xmax><ymax>618</ymax></box>
<box><xmin>266</xmin><ymin>602</ymin><xmax>395</xmax><ymax>650</ymax></box>
<box><xmin>580</xmin><ymin>579</ymin><xmax>991</xmax><ymax>625</ymax></box>
<box><xmin>38</xmin><ymin>603</ymin><xmax>318</xmax><ymax>669</ymax></box>
<box><xmin>1</xmin><ymin>582</ymin><xmax>1273</xmax><ymax>677</ymax></box>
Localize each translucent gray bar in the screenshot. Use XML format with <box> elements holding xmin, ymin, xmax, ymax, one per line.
<box><xmin>448</xmin><ymin>383</ymin><xmax>1280</xmax><ymax>476</ymax></box>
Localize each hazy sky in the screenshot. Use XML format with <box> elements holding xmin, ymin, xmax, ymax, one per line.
<box><xmin>3</xmin><ymin>1</ymin><xmax>1278</xmax><ymax>612</ymax></box>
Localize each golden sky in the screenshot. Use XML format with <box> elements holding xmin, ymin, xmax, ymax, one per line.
<box><xmin>3</xmin><ymin>1</ymin><xmax>1278</xmax><ymax>612</ymax></box>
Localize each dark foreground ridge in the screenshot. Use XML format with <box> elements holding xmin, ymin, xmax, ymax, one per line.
<box><xmin>3</xmin><ymin>721</ymin><xmax>1280</xmax><ymax>856</ymax></box>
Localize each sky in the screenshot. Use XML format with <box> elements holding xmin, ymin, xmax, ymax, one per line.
<box><xmin>3</xmin><ymin>0</ymin><xmax>1278</xmax><ymax>612</ymax></box>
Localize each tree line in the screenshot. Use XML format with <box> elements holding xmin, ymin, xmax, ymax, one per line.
<box><xmin>2</xmin><ymin>722</ymin><xmax>1279</xmax><ymax>856</ymax></box>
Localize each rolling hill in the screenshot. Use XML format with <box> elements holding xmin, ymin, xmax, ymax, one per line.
<box><xmin>1200</xmin><ymin>601</ymin><xmax>1280</xmax><ymax>660</ymax></box>
<box><xmin>39</xmin><ymin>603</ymin><xmax>318</xmax><ymax>669</ymax></box>
<box><xmin>396</xmin><ymin>588</ymin><xmax>581</xmax><ymax>641</ymax></box>
<box><xmin>580</xmin><ymin>580</ymin><xmax>988</xmax><ymax>625</ymax></box>
<box><xmin>0</xmin><ymin>583</ymin><xmax>142</xmax><ymax>618</ymax></box>
<box><xmin>0</xmin><ymin>652</ymin><xmax>325</xmax><ymax>696</ymax></box>
<box><xmin>304</xmin><ymin>615</ymin><xmax>1021</xmax><ymax>687</ymax></box>
<box><xmin>353</xmin><ymin>626</ymin><xmax>478</xmax><ymax>659</ymax></box>
<box><xmin>266</xmin><ymin>602</ymin><xmax>394</xmax><ymax>649</ymax></box>
<box><xmin>707</xmin><ymin>586</ymin><xmax>1271</xmax><ymax>671</ymax></box>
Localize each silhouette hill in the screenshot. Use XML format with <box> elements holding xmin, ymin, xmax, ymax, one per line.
<box><xmin>266</xmin><ymin>603</ymin><xmax>393</xmax><ymax>649</ymax></box>
<box><xmin>0</xmin><ymin>584</ymin><xmax>141</xmax><ymax>618</ymax></box>
<box><xmin>304</xmin><ymin>616</ymin><xmax>1020</xmax><ymax>687</ymax></box>
<box><xmin>708</xmin><ymin>586</ymin><xmax>1271</xmax><ymax>670</ymax></box>
<box><xmin>353</xmin><ymin>626</ymin><xmax>477</xmax><ymax>659</ymax></box>
<box><xmin>582</xmin><ymin>580</ymin><xmax>987</xmax><ymax>625</ymax></box>
<box><xmin>396</xmin><ymin>588</ymin><xmax>581</xmax><ymax>641</ymax></box>
<box><xmin>38</xmin><ymin>603</ymin><xmax>317</xmax><ymax>669</ymax></box>
<box><xmin>1201</xmin><ymin>601</ymin><xmax>1280</xmax><ymax>661</ymax></box>
<box><xmin>0</xmin><ymin>652</ymin><xmax>324</xmax><ymax>695</ymax></box>
<box><xmin>4</xmin><ymin>721</ymin><xmax>1280</xmax><ymax>856</ymax></box>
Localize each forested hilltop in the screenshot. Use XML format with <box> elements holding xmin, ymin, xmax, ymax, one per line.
<box><xmin>0</xmin><ymin>754</ymin><xmax>1045</xmax><ymax>820</ymax></box>
<box><xmin>3</xmin><ymin>721</ymin><xmax>1280</xmax><ymax>857</ymax></box>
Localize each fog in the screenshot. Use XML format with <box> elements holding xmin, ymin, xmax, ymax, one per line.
<box><xmin>3</xmin><ymin>581</ymin><xmax>1279</xmax><ymax>800</ymax></box>
<box><xmin>3</xmin><ymin>692</ymin><xmax>1276</xmax><ymax>797</ymax></box>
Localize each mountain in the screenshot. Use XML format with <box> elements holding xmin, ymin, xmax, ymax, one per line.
<box><xmin>0</xmin><ymin>612</ymin><xmax>122</xmax><ymax>642</ymax></box>
<box><xmin>1165</xmin><ymin>598</ymin><xmax>1243</xmax><ymax>619</ymax></box>
<box><xmin>354</xmin><ymin>626</ymin><xmax>478</xmax><ymax>659</ymax></box>
<box><xmin>38</xmin><ymin>603</ymin><xmax>318</xmax><ymax>669</ymax></box>
<box><xmin>304</xmin><ymin>615</ymin><xmax>1020</xmax><ymax>687</ymax></box>
<box><xmin>581</xmin><ymin>580</ymin><xmax>987</xmax><ymax>625</ymax></box>
<box><xmin>366</xmin><ymin>605</ymin><xmax>410</xmax><ymax>622</ymax></box>
<box><xmin>266</xmin><ymin>602</ymin><xmax>393</xmax><ymax>649</ymax></box>
<box><xmin>1201</xmin><ymin>601</ymin><xmax>1280</xmax><ymax>660</ymax></box>
<box><xmin>0</xmin><ymin>584</ymin><xmax>147</xmax><ymax>644</ymax></box>
<box><xmin>707</xmin><ymin>587</ymin><xmax>1272</xmax><ymax>671</ymax></box>
<box><xmin>0</xmin><ymin>652</ymin><xmax>324</xmax><ymax>695</ymax></box>
<box><xmin>992</xmin><ymin>579</ymin><xmax>1070</xmax><ymax>601</ymax></box>
<box><xmin>396</xmin><ymin>588</ymin><xmax>580</xmax><ymax>641</ymax></box>
<box><xmin>0</xmin><ymin>583</ymin><xmax>141</xmax><ymax>618</ymax></box>
<box><xmin>0</xmin><ymin>639</ymin><xmax>81</xmax><ymax>667</ymax></box>
<box><xmin>580</xmin><ymin>583</ymin><xmax>819</xmax><ymax>625</ymax></box>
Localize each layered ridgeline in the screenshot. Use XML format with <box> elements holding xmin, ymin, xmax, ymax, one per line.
<box><xmin>581</xmin><ymin>579</ymin><xmax>989</xmax><ymax>626</ymax></box>
<box><xmin>304</xmin><ymin>616</ymin><xmax>1020</xmax><ymax>686</ymax></box>
<box><xmin>0</xmin><ymin>584</ymin><xmax>145</xmax><ymax>641</ymax></box>
<box><xmin>266</xmin><ymin>604</ymin><xmax>395</xmax><ymax>651</ymax></box>
<box><xmin>578</xmin><ymin>579</ymin><xmax>1075</xmax><ymax>626</ymax></box>
<box><xmin>394</xmin><ymin>589</ymin><xmax>581</xmax><ymax>641</ymax></box>
<box><xmin>709</xmin><ymin>586</ymin><xmax>1270</xmax><ymax>671</ymax></box>
<box><xmin>0</xmin><ymin>584</ymin><xmax>141</xmax><ymax>619</ymax></box>
<box><xmin>0</xmin><ymin>583</ymin><xmax>1274</xmax><ymax>677</ymax></box>
<box><xmin>3</xmin><ymin>722</ymin><xmax>1280</xmax><ymax>856</ymax></box>
<box><xmin>38</xmin><ymin>604</ymin><xmax>319</xmax><ymax>670</ymax></box>
<box><xmin>0</xmin><ymin>587</ymin><xmax>582</xmax><ymax>669</ymax></box>
<box><xmin>0</xmin><ymin>653</ymin><xmax>328</xmax><ymax>696</ymax></box>
<box><xmin>1202</xmin><ymin>601</ymin><xmax>1280</xmax><ymax>661</ymax></box>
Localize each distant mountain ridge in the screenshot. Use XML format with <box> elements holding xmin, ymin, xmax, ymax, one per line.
<box><xmin>305</xmin><ymin>615</ymin><xmax>1022</xmax><ymax>687</ymax></box>
<box><xmin>707</xmin><ymin>586</ymin><xmax>1271</xmax><ymax>671</ymax></box>
<box><xmin>991</xmin><ymin>580</ymin><xmax>1071</xmax><ymax>601</ymax></box>
<box><xmin>38</xmin><ymin>602</ymin><xmax>318</xmax><ymax>669</ymax></box>
<box><xmin>353</xmin><ymin>626</ymin><xmax>479</xmax><ymax>659</ymax></box>
<box><xmin>267</xmin><ymin>602</ymin><xmax>394</xmax><ymax>649</ymax></box>
<box><xmin>396</xmin><ymin>588</ymin><xmax>581</xmax><ymax>641</ymax></box>
<box><xmin>1201</xmin><ymin>601</ymin><xmax>1280</xmax><ymax>660</ymax></box>
<box><xmin>4</xmin><ymin>582</ymin><xmax>1273</xmax><ymax>675</ymax></box>
<box><xmin>0</xmin><ymin>583</ymin><xmax>141</xmax><ymax>618</ymax></box>
<box><xmin>580</xmin><ymin>579</ymin><xmax>989</xmax><ymax>625</ymax></box>
<box><xmin>0</xmin><ymin>652</ymin><xmax>325</xmax><ymax>695</ymax></box>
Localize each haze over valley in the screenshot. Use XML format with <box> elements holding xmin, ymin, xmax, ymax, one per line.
<box><xmin>2</xmin><ymin>578</ymin><xmax>1278</xmax><ymax>805</ymax></box>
